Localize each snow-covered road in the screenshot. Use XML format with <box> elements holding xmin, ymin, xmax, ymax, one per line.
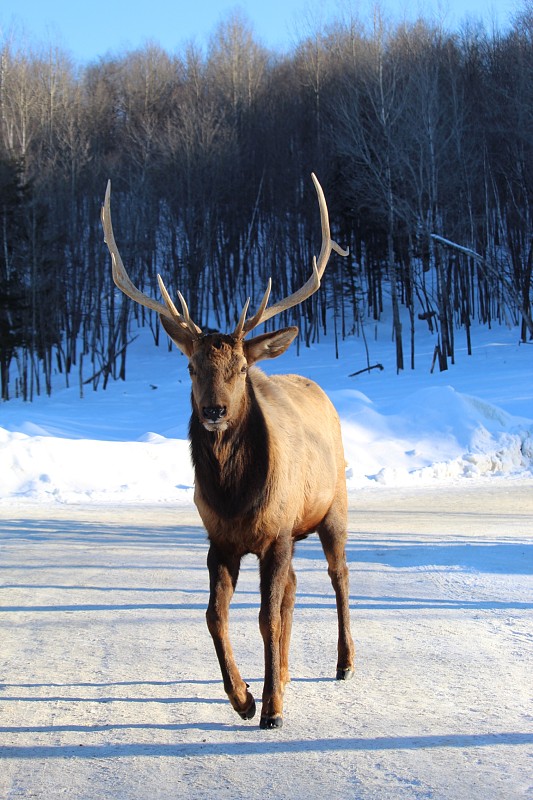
<box><xmin>1</xmin><ymin>482</ymin><xmax>532</xmax><ymax>800</ymax></box>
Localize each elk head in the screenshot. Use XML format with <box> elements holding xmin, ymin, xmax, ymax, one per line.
<box><xmin>101</xmin><ymin>174</ymin><xmax>348</xmax><ymax>432</ymax></box>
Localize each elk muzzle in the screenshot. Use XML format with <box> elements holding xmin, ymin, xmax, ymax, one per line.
<box><xmin>203</xmin><ymin>405</ymin><xmax>227</xmax><ymax>423</ymax></box>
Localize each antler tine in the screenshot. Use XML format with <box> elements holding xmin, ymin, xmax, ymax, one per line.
<box><xmin>240</xmin><ymin>174</ymin><xmax>348</xmax><ymax>337</ymax></box>
<box><xmin>102</xmin><ymin>181</ymin><xmax>201</xmax><ymax>338</ymax></box>
<box><xmin>240</xmin><ymin>279</ymin><xmax>272</xmax><ymax>336</ymax></box>
<box><xmin>157</xmin><ymin>276</ymin><xmax>202</xmax><ymax>336</ymax></box>
<box><xmin>233</xmin><ymin>297</ymin><xmax>251</xmax><ymax>339</ymax></box>
<box><xmin>311</xmin><ymin>172</ymin><xmax>350</xmax><ymax>275</ymax></box>
<box><xmin>177</xmin><ymin>291</ymin><xmax>203</xmax><ymax>336</ymax></box>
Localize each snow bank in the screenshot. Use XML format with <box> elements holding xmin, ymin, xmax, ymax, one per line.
<box><xmin>1</xmin><ymin>385</ymin><xmax>531</xmax><ymax>504</ymax></box>
<box><xmin>0</xmin><ymin>428</ymin><xmax>194</xmax><ymax>505</ymax></box>
<box><xmin>340</xmin><ymin>385</ymin><xmax>533</xmax><ymax>486</ymax></box>
<box><xmin>1</xmin><ymin>323</ymin><xmax>532</xmax><ymax>504</ymax></box>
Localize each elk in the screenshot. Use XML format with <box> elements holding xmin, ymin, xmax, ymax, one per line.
<box><xmin>101</xmin><ymin>174</ymin><xmax>355</xmax><ymax>729</ymax></box>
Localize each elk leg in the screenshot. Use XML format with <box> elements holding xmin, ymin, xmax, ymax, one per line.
<box><xmin>318</xmin><ymin>518</ymin><xmax>355</xmax><ymax>680</ymax></box>
<box><xmin>280</xmin><ymin>562</ymin><xmax>296</xmax><ymax>690</ymax></box>
<box><xmin>258</xmin><ymin>536</ymin><xmax>293</xmax><ymax>729</ymax></box>
<box><xmin>206</xmin><ymin>544</ymin><xmax>256</xmax><ymax>720</ymax></box>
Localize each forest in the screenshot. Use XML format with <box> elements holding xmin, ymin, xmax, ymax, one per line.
<box><xmin>0</xmin><ymin>5</ymin><xmax>532</xmax><ymax>400</ymax></box>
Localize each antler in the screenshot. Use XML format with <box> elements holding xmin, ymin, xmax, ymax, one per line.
<box><xmin>101</xmin><ymin>181</ymin><xmax>202</xmax><ymax>337</ymax></box>
<box><xmin>102</xmin><ymin>176</ymin><xmax>347</xmax><ymax>342</ymax></box>
<box><xmin>234</xmin><ymin>173</ymin><xmax>349</xmax><ymax>338</ymax></box>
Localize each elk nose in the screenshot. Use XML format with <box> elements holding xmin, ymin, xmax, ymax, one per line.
<box><xmin>203</xmin><ymin>406</ymin><xmax>227</xmax><ymax>422</ymax></box>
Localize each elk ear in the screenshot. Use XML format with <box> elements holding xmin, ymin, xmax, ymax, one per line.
<box><xmin>244</xmin><ymin>327</ymin><xmax>298</xmax><ymax>365</ymax></box>
<box><xmin>160</xmin><ymin>315</ymin><xmax>195</xmax><ymax>358</ymax></box>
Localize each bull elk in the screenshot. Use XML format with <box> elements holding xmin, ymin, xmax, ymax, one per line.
<box><xmin>101</xmin><ymin>174</ymin><xmax>355</xmax><ymax>729</ymax></box>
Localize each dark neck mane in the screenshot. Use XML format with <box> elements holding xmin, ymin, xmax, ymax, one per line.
<box><xmin>189</xmin><ymin>382</ymin><xmax>269</xmax><ymax>519</ymax></box>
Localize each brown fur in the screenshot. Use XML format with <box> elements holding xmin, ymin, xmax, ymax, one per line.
<box><xmin>161</xmin><ymin>319</ymin><xmax>355</xmax><ymax>729</ymax></box>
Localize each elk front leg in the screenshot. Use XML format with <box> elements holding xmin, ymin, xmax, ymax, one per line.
<box><xmin>258</xmin><ymin>535</ymin><xmax>293</xmax><ymax>729</ymax></box>
<box><xmin>206</xmin><ymin>544</ymin><xmax>256</xmax><ymax>720</ymax></box>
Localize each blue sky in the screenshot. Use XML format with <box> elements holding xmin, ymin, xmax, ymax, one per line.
<box><xmin>0</xmin><ymin>0</ymin><xmax>518</xmax><ymax>63</ymax></box>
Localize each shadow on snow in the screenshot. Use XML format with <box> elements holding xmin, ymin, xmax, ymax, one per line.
<box><xmin>1</xmin><ymin>732</ymin><xmax>531</xmax><ymax>759</ymax></box>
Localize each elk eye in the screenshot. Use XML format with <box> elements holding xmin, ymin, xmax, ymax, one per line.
<box><xmin>188</xmin><ymin>364</ymin><xmax>196</xmax><ymax>376</ymax></box>
<box><xmin>240</xmin><ymin>365</ymin><xmax>248</xmax><ymax>374</ymax></box>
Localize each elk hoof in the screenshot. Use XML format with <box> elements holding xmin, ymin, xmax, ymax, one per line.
<box><xmin>336</xmin><ymin>667</ymin><xmax>354</xmax><ymax>681</ymax></box>
<box><xmin>260</xmin><ymin>715</ymin><xmax>283</xmax><ymax>729</ymax></box>
<box><xmin>239</xmin><ymin>698</ymin><xmax>256</xmax><ymax>720</ymax></box>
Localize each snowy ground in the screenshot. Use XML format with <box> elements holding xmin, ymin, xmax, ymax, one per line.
<box><xmin>1</xmin><ymin>485</ymin><xmax>532</xmax><ymax>799</ymax></box>
<box><xmin>0</xmin><ymin>317</ymin><xmax>532</xmax><ymax>798</ymax></box>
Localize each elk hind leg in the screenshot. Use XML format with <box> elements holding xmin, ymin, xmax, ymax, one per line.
<box><xmin>318</xmin><ymin>515</ymin><xmax>355</xmax><ymax>680</ymax></box>
<box><xmin>280</xmin><ymin>561</ymin><xmax>296</xmax><ymax>690</ymax></box>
